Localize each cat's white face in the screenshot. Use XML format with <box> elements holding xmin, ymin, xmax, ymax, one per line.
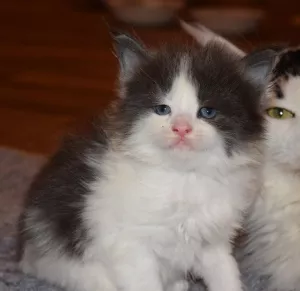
<box><xmin>114</xmin><ymin>32</ymin><xmax>273</xmax><ymax>168</ymax></box>
<box><xmin>266</xmin><ymin>76</ymin><xmax>300</xmax><ymax>169</ymax></box>
<box><xmin>129</xmin><ymin>71</ymin><xmax>223</xmax><ymax>159</ymax></box>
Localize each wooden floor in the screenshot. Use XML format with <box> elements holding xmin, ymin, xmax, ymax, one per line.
<box><xmin>1</xmin><ymin>0</ymin><xmax>300</xmax><ymax>155</ymax></box>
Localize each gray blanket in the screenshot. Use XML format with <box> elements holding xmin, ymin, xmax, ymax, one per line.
<box><xmin>0</xmin><ymin>147</ymin><xmax>61</xmax><ymax>290</ymax></box>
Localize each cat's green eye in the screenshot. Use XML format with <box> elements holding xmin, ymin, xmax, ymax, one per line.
<box><xmin>266</xmin><ymin>107</ymin><xmax>295</xmax><ymax>119</ymax></box>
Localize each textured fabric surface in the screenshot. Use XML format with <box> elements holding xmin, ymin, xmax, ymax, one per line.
<box><xmin>0</xmin><ymin>147</ymin><xmax>61</xmax><ymax>290</ymax></box>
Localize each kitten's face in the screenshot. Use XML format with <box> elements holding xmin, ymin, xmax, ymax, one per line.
<box><xmin>125</xmin><ymin>56</ymin><xmax>261</xmax><ymax>158</ymax></box>
<box><xmin>265</xmin><ymin>49</ymin><xmax>300</xmax><ymax>168</ymax></box>
<box><xmin>112</xmin><ymin>33</ymin><xmax>274</xmax><ymax>165</ymax></box>
<box><xmin>129</xmin><ymin>67</ymin><xmax>225</xmax><ymax>155</ymax></box>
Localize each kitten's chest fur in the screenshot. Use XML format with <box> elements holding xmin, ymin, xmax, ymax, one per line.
<box><xmin>87</xmin><ymin>154</ymin><xmax>254</xmax><ymax>266</ymax></box>
<box><xmin>251</xmin><ymin>165</ymin><xmax>300</xmax><ymax>231</ymax></box>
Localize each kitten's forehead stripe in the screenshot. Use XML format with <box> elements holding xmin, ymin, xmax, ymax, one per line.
<box><xmin>167</xmin><ymin>59</ymin><xmax>199</xmax><ymax>114</ymax></box>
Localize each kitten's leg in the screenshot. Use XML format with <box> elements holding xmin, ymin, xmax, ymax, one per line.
<box><xmin>193</xmin><ymin>245</ymin><xmax>243</xmax><ymax>291</ymax></box>
<box><xmin>111</xmin><ymin>242</ymin><xmax>164</xmax><ymax>291</ymax></box>
<box><xmin>160</xmin><ymin>261</ymin><xmax>189</xmax><ymax>291</ymax></box>
<box><xmin>21</xmin><ymin>244</ymin><xmax>117</xmax><ymax>291</ymax></box>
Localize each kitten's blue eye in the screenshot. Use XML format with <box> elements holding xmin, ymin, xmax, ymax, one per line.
<box><xmin>153</xmin><ymin>105</ymin><xmax>171</xmax><ymax>116</ymax></box>
<box><xmin>197</xmin><ymin>107</ymin><xmax>217</xmax><ymax>119</ymax></box>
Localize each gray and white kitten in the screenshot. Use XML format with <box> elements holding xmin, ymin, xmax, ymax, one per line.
<box><xmin>19</xmin><ymin>31</ymin><xmax>275</xmax><ymax>291</ymax></box>
<box><xmin>181</xmin><ymin>21</ymin><xmax>300</xmax><ymax>291</ymax></box>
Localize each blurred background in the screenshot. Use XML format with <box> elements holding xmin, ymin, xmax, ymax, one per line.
<box><xmin>1</xmin><ymin>0</ymin><xmax>300</xmax><ymax>156</ymax></box>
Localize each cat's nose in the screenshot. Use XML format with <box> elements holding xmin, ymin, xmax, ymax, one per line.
<box><xmin>172</xmin><ymin>123</ymin><xmax>193</xmax><ymax>137</ymax></box>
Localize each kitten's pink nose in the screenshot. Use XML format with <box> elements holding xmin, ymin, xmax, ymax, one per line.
<box><xmin>172</xmin><ymin>122</ymin><xmax>193</xmax><ymax>137</ymax></box>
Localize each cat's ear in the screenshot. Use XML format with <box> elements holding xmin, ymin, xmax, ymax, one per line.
<box><xmin>242</xmin><ymin>49</ymin><xmax>277</xmax><ymax>88</ymax></box>
<box><xmin>242</xmin><ymin>49</ymin><xmax>278</xmax><ymax>107</ymax></box>
<box><xmin>180</xmin><ymin>20</ymin><xmax>245</xmax><ymax>57</ymax></box>
<box><xmin>111</xmin><ymin>30</ymin><xmax>149</xmax><ymax>78</ymax></box>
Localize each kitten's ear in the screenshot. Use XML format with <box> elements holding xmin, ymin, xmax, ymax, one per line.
<box><xmin>179</xmin><ymin>20</ymin><xmax>245</xmax><ymax>57</ymax></box>
<box><xmin>111</xmin><ymin>30</ymin><xmax>149</xmax><ymax>78</ymax></box>
<box><xmin>242</xmin><ymin>49</ymin><xmax>278</xmax><ymax>108</ymax></box>
<box><xmin>242</xmin><ymin>49</ymin><xmax>277</xmax><ymax>88</ymax></box>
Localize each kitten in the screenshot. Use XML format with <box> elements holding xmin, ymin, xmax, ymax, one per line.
<box><xmin>239</xmin><ymin>47</ymin><xmax>300</xmax><ymax>291</ymax></box>
<box><xmin>181</xmin><ymin>21</ymin><xmax>300</xmax><ymax>291</ymax></box>
<box><xmin>19</xmin><ymin>31</ymin><xmax>275</xmax><ymax>291</ymax></box>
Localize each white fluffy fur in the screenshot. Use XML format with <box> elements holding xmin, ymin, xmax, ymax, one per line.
<box><xmin>21</xmin><ymin>69</ymin><xmax>262</xmax><ymax>291</ymax></box>
<box><xmin>241</xmin><ymin>77</ymin><xmax>300</xmax><ymax>291</ymax></box>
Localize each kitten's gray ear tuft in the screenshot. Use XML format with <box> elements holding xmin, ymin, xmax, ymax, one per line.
<box><xmin>242</xmin><ymin>49</ymin><xmax>277</xmax><ymax>88</ymax></box>
<box><xmin>111</xmin><ymin>30</ymin><xmax>149</xmax><ymax>77</ymax></box>
<box><xmin>179</xmin><ymin>20</ymin><xmax>245</xmax><ymax>57</ymax></box>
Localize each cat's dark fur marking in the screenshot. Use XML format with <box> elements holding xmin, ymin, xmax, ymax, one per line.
<box><xmin>273</xmin><ymin>83</ymin><xmax>284</xmax><ymax>99</ymax></box>
<box><xmin>190</xmin><ymin>45</ymin><xmax>265</xmax><ymax>151</ymax></box>
<box><xmin>20</xmin><ymin>122</ymin><xmax>108</xmax><ymax>257</ymax></box>
<box><xmin>273</xmin><ymin>48</ymin><xmax>300</xmax><ymax>80</ymax></box>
